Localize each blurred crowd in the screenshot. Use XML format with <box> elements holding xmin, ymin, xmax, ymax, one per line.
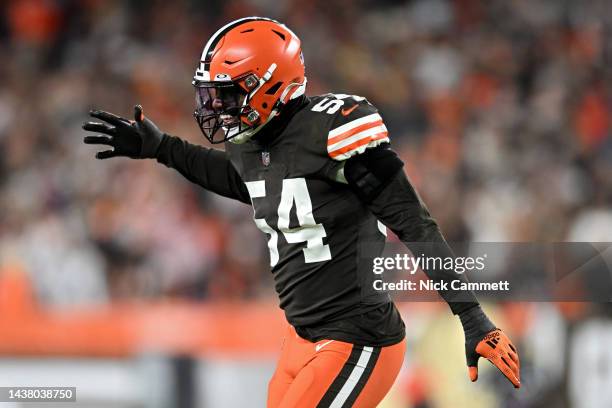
<box><xmin>1</xmin><ymin>1</ymin><xmax>612</xmax><ymax>407</ymax></box>
<box><xmin>0</xmin><ymin>0</ymin><xmax>611</xmax><ymax>305</ymax></box>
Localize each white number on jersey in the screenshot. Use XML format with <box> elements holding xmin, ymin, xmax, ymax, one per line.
<box><xmin>311</xmin><ymin>98</ymin><xmax>344</xmax><ymax>114</ymax></box>
<box><xmin>245</xmin><ymin>180</ymin><xmax>280</xmax><ymax>266</ymax></box>
<box><xmin>245</xmin><ymin>178</ymin><xmax>332</xmax><ymax>266</ymax></box>
<box><xmin>310</xmin><ymin>94</ymin><xmax>366</xmax><ymax>115</ymax></box>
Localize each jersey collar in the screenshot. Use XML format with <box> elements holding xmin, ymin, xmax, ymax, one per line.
<box><xmin>251</xmin><ymin>95</ymin><xmax>309</xmax><ymax>146</ymax></box>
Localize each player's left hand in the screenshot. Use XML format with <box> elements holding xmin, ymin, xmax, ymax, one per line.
<box><xmin>466</xmin><ymin>328</ymin><xmax>521</xmax><ymax>388</ymax></box>
<box><xmin>459</xmin><ymin>305</ymin><xmax>520</xmax><ymax>388</ymax></box>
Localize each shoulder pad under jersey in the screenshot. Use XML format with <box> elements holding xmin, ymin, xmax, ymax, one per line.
<box><xmin>309</xmin><ymin>93</ymin><xmax>389</xmax><ymax>161</ymax></box>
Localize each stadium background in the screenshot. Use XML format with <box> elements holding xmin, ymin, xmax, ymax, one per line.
<box><xmin>1</xmin><ymin>0</ymin><xmax>611</xmax><ymax>407</ymax></box>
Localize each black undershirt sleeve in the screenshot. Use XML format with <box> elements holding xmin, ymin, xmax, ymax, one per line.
<box><xmin>344</xmin><ymin>145</ymin><xmax>479</xmax><ymax>315</ymax></box>
<box><xmin>155</xmin><ymin>134</ymin><xmax>251</xmax><ymax>204</ymax></box>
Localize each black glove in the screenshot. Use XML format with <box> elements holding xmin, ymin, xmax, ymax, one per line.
<box><xmin>83</xmin><ymin>105</ymin><xmax>163</xmax><ymax>159</ymax></box>
<box><xmin>460</xmin><ymin>305</ymin><xmax>521</xmax><ymax>388</ymax></box>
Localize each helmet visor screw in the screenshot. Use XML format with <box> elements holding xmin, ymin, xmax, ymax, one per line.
<box><xmin>247</xmin><ymin>110</ymin><xmax>260</xmax><ymax>122</ymax></box>
<box><xmin>245</xmin><ymin>75</ymin><xmax>259</xmax><ymax>89</ymax></box>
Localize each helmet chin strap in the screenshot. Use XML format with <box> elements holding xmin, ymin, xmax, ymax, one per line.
<box><xmin>229</xmin><ymin>69</ymin><xmax>307</xmax><ymax>145</ymax></box>
<box><xmin>227</xmin><ymin>110</ymin><xmax>278</xmax><ymax>144</ymax></box>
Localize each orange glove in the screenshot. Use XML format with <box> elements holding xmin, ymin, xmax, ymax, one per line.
<box><xmin>459</xmin><ymin>305</ymin><xmax>521</xmax><ymax>388</ymax></box>
<box><xmin>466</xmin><ymin>328</ymin><xmax>521</xmax><ymax>388</ymax></box>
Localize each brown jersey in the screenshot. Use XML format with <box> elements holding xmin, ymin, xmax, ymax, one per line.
<box><xmin>224</xmin><ymin>94</ymin><xmax>404</xmax><ymax>345</ymax></box>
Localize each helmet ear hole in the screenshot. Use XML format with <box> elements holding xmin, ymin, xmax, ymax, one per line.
<box><xmin>262</xmin><ymin>102</ymin><xmax>268</xmax><ymax>109</ymax></box>
<box><xmin>265</xmin><ymin>81</ymin><xmax>283</xmax><ymax>95</ymax></box>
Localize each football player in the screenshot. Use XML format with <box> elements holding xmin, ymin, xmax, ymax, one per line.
<box><xmin>83</xmin><ymin>17</ymin><xmax>520</xmax><ymax>408</ymax></box>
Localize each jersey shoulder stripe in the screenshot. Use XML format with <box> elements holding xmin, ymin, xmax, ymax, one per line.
<box><xmin>328</xmin><ymin>130</ymin><xmax>389</xmax><ymax>160</ymax></box>
<box><xmin>327</xmin><ymin>105</ymin><xmax>389</xmax><ymax>161</ymax></box>
<box><xmin>328</xmin><ymin>113</ymin><xmax>383</xmax><ymax>143</ymax></box>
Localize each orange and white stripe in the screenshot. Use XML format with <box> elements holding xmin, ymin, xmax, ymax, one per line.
<box><xmin>327</xmin><ymin>113</ymin><xmax>389</xmax><ymax>160</ymax></box>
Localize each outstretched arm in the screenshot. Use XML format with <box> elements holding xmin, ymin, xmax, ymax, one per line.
<box><xmin>343</xmin><ymin>144</ymin><xmax>521</xmax><ymax>388</ymax></box>
<box><xmin>156</xmin><ymin>134</ymin><xmax>250</xmax><ymax>203</ymax></box>
<box><xmin>82</xmin><ymin>105</ymin><xmax>250</xmax><ymax>204</ymax></box>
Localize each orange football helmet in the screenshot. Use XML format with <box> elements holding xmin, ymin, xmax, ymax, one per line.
<box><xmin>193</xmin><ymin>17</ymin><xmax>306</xmax><ymax>144</ymax></box>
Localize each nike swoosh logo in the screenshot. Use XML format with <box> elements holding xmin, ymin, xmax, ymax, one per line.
<box><xmin>315</xmin><ymin>340</ymin><xmax>335</xmax><ymax>352</ymax></box>
<box><xmin>341</xmin><ymin>104</ymin><xmax>358</xmax><ymax>116</ymax></box>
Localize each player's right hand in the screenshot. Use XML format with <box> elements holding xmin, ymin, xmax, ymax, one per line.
<box><xmin>83</xmin><ymin>105</ymin><xmax>163</xmax><ymax>159</ymax></box>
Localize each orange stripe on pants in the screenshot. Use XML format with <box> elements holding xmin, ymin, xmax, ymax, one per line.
<box><xmin>268</xmin><ymin>325</ymin><xmax>406</xmax><ymax>408</ymax></box>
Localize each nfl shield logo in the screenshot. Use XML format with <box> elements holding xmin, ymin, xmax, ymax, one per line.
<box><xmin>262</xmin><ymin>151</ymin><xmax>271</xmax><ymax>166</ymax></box>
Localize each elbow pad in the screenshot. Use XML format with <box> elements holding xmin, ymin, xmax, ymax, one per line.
<box><xmin>343</xmin><ymin>144</ymin><xmax>404</xmax><ymax>203</ymax></box>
